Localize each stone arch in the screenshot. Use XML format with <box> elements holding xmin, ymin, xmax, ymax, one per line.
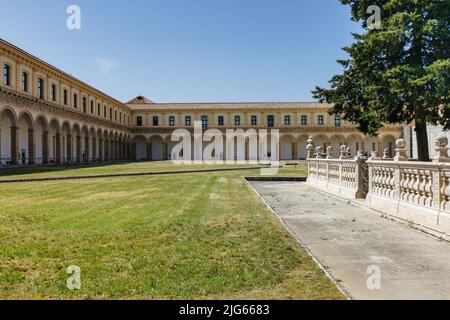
<box><xmin>17</xmin><ymin>111</ymin><xmax>34</xmax><ymax>164</ymax></box>
<box><xmin>280</xmin><ymin>134</ymin><xmax>296</xmax><ymax>160</ymax></box>
<box><xmin>313</xmin><ymin>134</ymin><xmax>330</xmax><ymax>154</ymax></box>
<box><xmin>346</xmin><ymin>134</ymin><xmax>365</xmax><ymax>158</ymax></box>
<box><xmin>0</xmin><ymin>107</ymin><xmax>18</xmax><ymax>164</ymax></box>
<box><xmin>133</xmin><ymin>135</ymin><xmax>147</xmax><ymax>161</ymax></box>
<box><xmin>72</xmin><ymin>123</ymin><xmax>81</xmax><ymax>162</ymax></box>
<box><xmin>380</xmin><ymin>134</ymin><xmax>397</xmax><ymax>158</ymax></box>
<box><xmin>296</xmin><ymin>134</ymin><xmax>310</xmax><ymax>159</ymax></box>
<box><xmin>49</xmin><ymin>118</ymin><xmax>61</xmax><ymax>163</ymax></box>
<box><xmin>149</xmin><ymin>134</ymin><xmax>165</xmax><ymax>161</ymax></box>
<box><xmin>61</xmin><ymin>121</ymin><xmax>71</xmax><ymax>162</ymax></box>
<box><xmin>35</xmin><ymin>115</ymin><xmax>49</xmax><ymax>164</ymax></box>
<box><xmin>330</xmin><ymin>134</ymin><xmax>346</xmax><ymax>158</ymax></box>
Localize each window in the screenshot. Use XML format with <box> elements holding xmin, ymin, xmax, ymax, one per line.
<box><xmin>185</xmin><ymin>116</ymin><xmax>191</xmax><ymax>126</ymax></box>
<box><xmin>3</xmin><ymin>64</ymin><xmax>10</xmax><ymax>86</ymax></box>
<box><xmin>318</xmin><ymin>115</ymin><xmax>324</xmax><ymax>125</ymax></box>
<box><xmin>98</xmin><ymin>103</ymin><xmax>101</xmax><ymax>116</ymax></box>
<box><xmin>218</xmin><ymin>116</ymin><xmax>224</xmax><ymax>126</ymax></box>
<box><xmin>51</xmin><ymin>84</ymin><xmax>57</xmax><ymax>102</ymax></box>
<box><xmin>153</xmin><ymin>116</ymin><xmax>159</xmax><ymax>126</ymax></box>
<box><xmin>201</xmin><ymin>115</ymin><xmax>208</xmax><ymax>129</ymax></box>
<box><xmin>115</xmin><ymin>110</ymin><xmax>117</xmax><ymax>121</ymax></box>
<box><xmin>120</xmin><ymin>112</ymin><xmax>122</xmax><ymax>123</ymax></box>
<box><xmin>104</xmin><ymin>106</ymin><xmax>107</xmax><ymax>117</ymax></box>
<box><xmin>73</xmin><ymin>93</ymin><xmax>78</xmax><ymax>108</ymax></box>
<box><xmin>38</xmin><ymin>78</ymin><xmax>44</xmax><ymax>99</ymax></box>
<box><xmin>234</xmin><ymin>116</ymin><xmax>241</xmax><ymax>126</ymax></box>
<box><xmin>301</xmin><ymin>115</ymin><xmax>308</xmax><ymax>125</ymax></box>
<box><xmin>267</xmin><ymin>115</ymin><xmax>275</xmax><ymax>128</ymax></box>
<box><xmin>136</xmin><ymin>116</ymin><xmax>143</xmax><ymax>126</ymax></box>
<box><xmin>90</xmin><ymin>101</ymin><xmax>94</xmax><ymax>114</ymax></box>
<box><xmin>110</xmin><ymin>108</ymin><xmax>112</xmax><ymax>120</ymax></box>
<box><xmin>83</xmin><ymin>97</ymin><xmax>87</xmax><ymax>113</ymax></box>
<box><xmin>334</xmin><ymin>114</ymin><xmax>341</xmax><ymax>127</ymax></box>
<box><xmin>251</xmin><ymin>116</ymin><xmax>257</xmax><ymax>126</ymax></box>
<box><xmin>22</xmin><ymin>72</ymin><xmax>28</xmax><ymax>92</ymax></box>
<box><xmin>284</xmin><ymin>115</ymin><xmax>291</xmax><ymax>126</ymax></box>
<box><xmin>63</xmin><ymin>89</ymin><xmax>68</xmax><ymax>105</ymax></box>
<box><xmin>169</xmin><ymin>116</ymin><xmax>175</xmax><ymax>126</ymax></box>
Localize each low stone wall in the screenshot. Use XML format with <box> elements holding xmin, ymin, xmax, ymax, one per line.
<box><xmin>366</xmin><ymin>160</ymin><xmax>450</xmax><ymax>235</ymax></box>
<box><xmin>306</xmin><ymin>158</ymin><xmax>367</xmax><ymax>199</ymax></box>
<box><xmin>305</xmin><ymin>135</ymin><xmax>450</xmax><ymax>238</ymax></box>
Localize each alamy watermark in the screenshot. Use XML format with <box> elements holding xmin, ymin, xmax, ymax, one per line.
<box><xmin>367</xmin><ymin>5</ymin><xmax>381</xmax><ymax>30</ymax></box>
<box><xmin>66</xmin><ymin>5</ymin><xmax>81</xmax><ymax>30</ymax></box>
<box><xmin>366</xmin><ymin>265</ymin><xmax>381</xmax><ymax>290</ymax></box>
<box><xmin>66</xmin><ymin>265</ymin><xmax>81</xmax><ymax>290</ymax></box>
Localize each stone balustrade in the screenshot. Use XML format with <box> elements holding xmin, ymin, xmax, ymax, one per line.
<box><xmin>306</xmin><ymin>134</ymin><xmax>450</xmax><ymax>237</ymax></box>
<box><xmin>306</xmin><ymin>137</ymin><xmax>368</xmax><ymax>199</ymax></box>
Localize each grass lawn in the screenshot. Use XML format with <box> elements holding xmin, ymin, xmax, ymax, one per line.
<box><xmin>0</xmin><ymin>162</ymin><xmax>342</xmax><ymax>300</ymax></box>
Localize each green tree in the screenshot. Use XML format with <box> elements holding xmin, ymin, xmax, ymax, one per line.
<box><xmin>313</xmin><ymin>0</ymin><xmax>449</xmax><ymax>161</ymax></box>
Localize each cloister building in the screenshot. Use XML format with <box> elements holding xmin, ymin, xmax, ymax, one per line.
<box><xmin>0</xmin><ymin>38</ymin><xmax>404</xmax><ymax>166</ymax></box>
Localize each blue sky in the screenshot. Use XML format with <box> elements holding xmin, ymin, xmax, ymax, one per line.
<box><xmin>0</xmin><ymin>0</ymin><xmax>361</xmax><ymax>103</ymax></box>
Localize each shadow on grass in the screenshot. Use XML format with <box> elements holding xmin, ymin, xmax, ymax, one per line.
<box><xmin>0</xmin><ymin>162</ymin><xmax>126</xmax><ymax>177</ymax></box>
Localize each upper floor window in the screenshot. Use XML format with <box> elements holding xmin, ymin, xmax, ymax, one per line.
<box><xmin>185</xmin><ymin>116</ymin><xmax>191</xmax><ymax>126</ymax></box>
<box><xmin>104</xmin><ymin>105</ymin><xmax>107</xmax><ymax>117</ymax></box>
<box><xmin>318</xmin><ymin>115</ymin><xmax>324</xmax><ymax>125</ymax></box>
<box><xmin>136</xmin><ymin>116</ymin><xmax>143</xmax><ymax>126</ymax></box>
<box><xmin>90</xmin><ymin>101</ymin><xmax>94</xmax><ymax>114</ymax></box>
<box><xmin>82</xmin><ymin>97</ymin><xmax>87</xmax><ymax>113</ymax></box>
<box><xmin>267</xmin><ymin>115</ymin><xmax>275</xmax><ymax>128</ymax></box>
<box><xmin>110</xmin><ymin>108</ymin><xmax>113</xmax><ymax>120</ymax></box>
<box><xmin>284</xmin><ymin>115</ymin><xmax>291</xmax><ymax>126</ymax></box>
<box><xmin>98</xmin><ymin>103</ymin><xmax>101</xmax><ymax>116</ymax></box>
<box><xmin>63</xmin><ymin>89</ymin><xmax>68</xmax><ymax>105</ymax></box>
<box><xmin>201</xmin><ymin>115</ymin><xmax>208</xmax><ymax>129</ymax></box>
<box><xmin>234</xmin><ymin>116</ymin><xmax>241</xmax><ymax>126</ymax></box>
<box><xmin>334</xmin><ymin>114</ymin><xmax>341</xmax><ymax>127</ymax></box>
<box><xmin>3</xmin><ymin>64</ymin><xmax>10</xmax><ymax>86</ymax></box>
<box><xmin>73</xmin><ymin>93</ymin><xmax>78</xmax><ymax>108</ymax></box>
<box><xmin>169</xmin><ymin>116</ymin><xmax>175</xmax><ymax>126</ymax></box>
<box><xmin>153</xmin><ymin>116</ymin><xmax>159</xmax><ymax>126</ymax></box>
<box><xmin>218</xmin><ymin>116</ymin><xmax>224</xmax><ymax>126</ymax></box>
<box><xmin>51</xmin><ymin>84</ymin><xmax>57</xmax><ymax>102</ymax></box>
<box><xmin>21</xmin><ymin>72</ymin><xmax>28</xmax><ymax>92</ymax></box>
<box><xmin>38</xmin><ymin>78</ymin><xmax>44</xmax><ymax>99</ymax></box>
<box><xmin>251</xmin><ymin>115</ymin><xmax>257</xmax><ymax>126</ymax></box>
<box><xmin>301</xmin><ymin>115</ymin><xmax>308</xmax><ymax>125</ymax></box>
<box><xmin>115</xmin><ymin>110</ymin><xmax>117</xmax><ymax>121</ymax></box>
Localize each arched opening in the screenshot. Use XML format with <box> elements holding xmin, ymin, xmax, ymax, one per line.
<box><xmin>280</xmin><ymin>135</ymin><xmax>295</xmax><ymax>160</ymax></box>
<box><xmin>330</xmin><ymin>134</ymin><xmax>346</xmax><ymax>158</ymax></box>
<box><xmin>72</xmin><ymin>124</ymin><xmax>81</xmax><ymax>162</ymax></box>
<box><xmin>90</xmin><ymin>128</ymin><xmax>97</xmax><ymax>161</ymax></box>
<box><xmin>382</xmin><ymin>135</ymin><xmax>396</xmax><ymax>158</ymax></box>
<box><xmin>81</xmin><ymin>126</ymin><xmax>89</xmax><ymax>162</ymax></box>
<box><xmin>49</xmin><ymin>119</ymin><xmax>61</xmax><ymax>163</ymax></box>
<box><xmin>35</xmin><ymin>116</ymin><xmax>49</xmax><ymax>164</ymax></box>
<box><xmin>150</xmin><ymin>135</ymin><xmax>164</xmax><ymax>161</ymax></box>
<box><xmin>0</xmin><ymin>108</ymin><xmax>17</xmax><ymax>165</ymax></box>
<box><xmin>62</xmin><ymin>122</ymin><xmax>71</xmax><ymax>163</ymax></box>
<box><xmin>296</xmin><ymin>135</ymin><xmax>309</xmax><ymax>159</ymax></box>
<box><xmin>18</xmin><ymin>112</ymin><xmax>34</xmax><ymax>165</ymax></box>
<box><xmin>347</xmin><ymin>134</ymin><xmax>364</xmax><ymax>158</ymax></box>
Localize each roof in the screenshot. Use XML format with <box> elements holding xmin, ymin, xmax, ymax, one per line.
<box><xmin>126</xmin><ymin>102</ymin><xmax>332</xmax><ymax>111</ymax></box>
<box><xmin>126</xmin><ymin>96</ymin><xmax>155</xmax><ymax>104</ymax></box>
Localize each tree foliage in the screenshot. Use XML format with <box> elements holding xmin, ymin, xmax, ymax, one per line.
<box><xmin>313</xmin><ymin>0</ymin><xmax>450</xmax><ymax>160</ymax></box>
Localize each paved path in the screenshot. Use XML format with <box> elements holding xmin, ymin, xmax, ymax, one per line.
<box><xmin>249</xmin><ymin>181</ymin><xmax>450</xmax><ymax>300</ymax></box>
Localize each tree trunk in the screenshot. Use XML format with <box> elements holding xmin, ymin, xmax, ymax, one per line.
<box><xmin>415</xmin><ymin>115</ymin><xmax>430</xmax><ymax>162</ymax></box>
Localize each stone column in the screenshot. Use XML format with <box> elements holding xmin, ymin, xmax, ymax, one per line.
<box><xmin>28</xmin><ymin>129</ymin><xmax>35</xmax><ymax>165</ymax></box>
<box><xmin>10</xmin><ymin>126</ymin><xmax>18</xmax><ymax>165</ymax></box>
<box><xmin>76</xmin><ymin>135</ymin><xmax>81</xmax><ymax>163</ymax></box>
<box><xmin>147</xmin><ymin>143</ymin><xmax>152</xmax><ymax>161</ymax></box>
<box><xmin>55</xmin><ymin>133</ymin><xmax>61</xmax><ymax>164</ymax></box>
<box><xmin>42</xmin><ymin>131</ymin><xmax>49</xmax><ymax>164</ymax></box>
<box><xmin>67</xmin><ymin>135</ymin><xmax>72</xmax><ymax>163</ymax></box>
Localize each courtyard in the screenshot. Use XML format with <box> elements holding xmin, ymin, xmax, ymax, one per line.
<box><xmin>0</xmin><ymin>161</ymin><xmax>344</xmax><ymax>299</ymax></box>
